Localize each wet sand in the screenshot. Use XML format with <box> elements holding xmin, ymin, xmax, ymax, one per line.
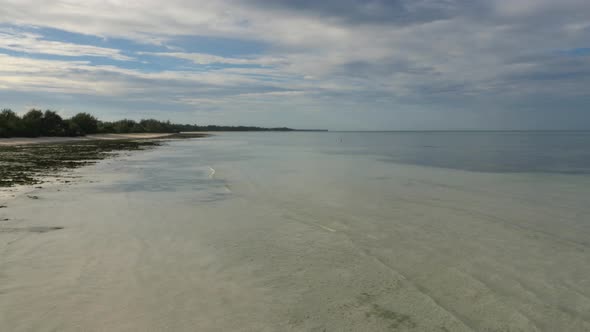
<box><xmin>1</xmin><ymin>138</ymin><xmax>590</xmax><ymax>331</ymax></box>
<box><xmin>0</xmin><ymin>133</ymin><xmax>177</xmax><ymax>146</ymax></box>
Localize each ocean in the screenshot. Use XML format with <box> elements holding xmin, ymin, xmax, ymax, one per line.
<box><xmin>2</xmin><ymin>131</ymin><xmax>590</xmax><ymax>331</ymax></box>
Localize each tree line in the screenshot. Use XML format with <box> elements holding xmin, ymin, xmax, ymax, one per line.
<box><xmin>0</xmin><ymin>109</ymin><xmax>293</xmax><ymax>138</ymax></box>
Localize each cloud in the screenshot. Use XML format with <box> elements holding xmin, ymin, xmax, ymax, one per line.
<box><xmin>140</xmin><ymin>51</ymin><xmax>285</xmax><ymax>66</ymax></box>
<box><xmin>0</xmin><ymin>30</ymin><xmax>132</xmax><ymax>60</ymax></box>
<box><xmin>241</xmin><ymin>0</ymin><xmax>485</xmax><ymax>26</ymax></box>
<box><xmin>0</xmin><ymin>0</ymin><xmax>589</xmax><ymax>128</ymax></box>
<box><xmin>0</xmin><ymin>53</ymin><xmax>312</xmax><ymax>99</ymax></box>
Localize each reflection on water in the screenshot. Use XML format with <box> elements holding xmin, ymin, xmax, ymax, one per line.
<box><xmin>247</xmin><ymin>131</ymin><xmax>590</xmax><ymax>174</ymax></box>
<box><xmin>96</xmin><ymin>142</ymin><xmax>233</xmax><ymax>202</ymax></box>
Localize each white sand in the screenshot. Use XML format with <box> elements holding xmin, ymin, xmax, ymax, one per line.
<box><xmin>1</xmin><ymin>140</ymin><xmax>590</xmax><ymax>331</ymax></box>
<box><xmin>0</xmin><ymin>133</ymin><xmax>175</xmax><ymax>146</ymax></box>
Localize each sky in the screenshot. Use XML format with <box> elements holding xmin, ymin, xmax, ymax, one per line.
<box><xmin>0</xmin><ymin>0</ymin><xmax>589</xmax><ymax>130</ymax></box>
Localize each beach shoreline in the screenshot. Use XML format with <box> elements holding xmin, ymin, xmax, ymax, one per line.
<box><xmin>0</xmin><ymin>132</ymin><xmax>211</xmax><ymax>146</ymax></box>
<box><xmin>0</xmin><ymin>132</ymin><xmax>209</xmax><ymax>201</ymax></box>
<box><xmin>2</xmin><ymin>132</ymin><xmax>590</xmax><ymax>331</ymax></box>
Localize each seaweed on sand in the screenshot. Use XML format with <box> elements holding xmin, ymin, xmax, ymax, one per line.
<box><xmin>0</xmin><ymin>140</ymin><xmax>160</xmax><ymax>188</ymax></box>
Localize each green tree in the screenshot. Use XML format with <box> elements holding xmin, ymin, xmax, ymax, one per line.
<box><xmin>21</xmin><ymin>109</ymin><xmax>44</xmax><ymax>137</ymax></box>
<box><xmin>139</xmin><ymin>119</ymin><xmax>164</xmax><ymax>133</ymax></box>
<box><xmin>112</xmin><ymin>119</ymin><xmax>137</xmax><ymax>133</ymax></box>
<box><xmin>98</xmin><ymin>121</ymin><xmax>115</xmax><ymax>133</ymax></box>
<box><xmin>70</xmin><ymin>113</ymin><xmax>98</xmax><ymax>135</ymax></box>
<box><xmin>64</xmin><ymin>119</ymin><xmax>82</xmax><ymax>136</ymax></box>
<box><xmin>41</xmin><ymin>110</ymin><xmax>66</xmax><ymax>136</ymax></box>
<box><xmin>0</xmin><ymin>109</ymin><xmax>23</xmax><ymax>137</ymax></box>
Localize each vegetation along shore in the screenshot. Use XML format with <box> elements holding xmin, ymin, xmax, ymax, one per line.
<box><xmin>0</xmin><ymin>108</ymin><xmax>308</xmax><ymax>192</ymax></box>
<box><xmin>0</xmin><ymin>108</ymin><xmax>294</xmax><ymax>138</ymax></box>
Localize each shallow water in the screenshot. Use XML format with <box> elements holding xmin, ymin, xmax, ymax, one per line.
<box><xmin>1</xmin><ymin>132</ymin><xmax>590</xmax><ymax>331</ymax></box>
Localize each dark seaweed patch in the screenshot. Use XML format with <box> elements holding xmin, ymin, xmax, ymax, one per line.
<box><xmin>366</xmin><ymin>304</ymin><xmax>416</xmax><ymax>330</ymax></box>
<box><xmin>0</xmin><ymin>226</ymin><xmax>63</xmax><ymax>233</ymax></box>
<box><xmin>0</xmin><ymin>140</ymin><xmax>161</xmax><ymax>188</ymax></box>
<box><xmin>28</xmin><ymin>226</ymin><xmax>64</xmax><ymax>233</ymax></box>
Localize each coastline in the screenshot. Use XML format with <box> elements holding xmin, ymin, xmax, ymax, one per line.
<box><xmin>0</xmin><ymin>132</ymin><xmax>209</xmax><ymax>201</ymax></box>
<box><xmin>2</xmin><ymin>132</ymin><xmax>590</xmax><ymax>331</ymax></box>
<box><xmin>0</xmin><ymin>133</ymin><xmax>210</xmax><ymax>146</ymax></box>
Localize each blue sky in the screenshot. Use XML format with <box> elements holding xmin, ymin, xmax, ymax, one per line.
<box><xmin>0</xmin><ymin>0</ymin><xmax>589</xmax><ymax>130</ymax></box>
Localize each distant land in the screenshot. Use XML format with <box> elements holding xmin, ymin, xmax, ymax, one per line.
<box><xmin>0</xmin><ymin>108</ymin><xmax>325</xmax><ymax>138</ymax></box>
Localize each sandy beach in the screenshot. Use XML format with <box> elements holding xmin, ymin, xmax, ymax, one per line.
<box><xmin>1</xmin><ymin>0</ymin><xmax>587</xmax><ymax>329</ymax></box>
<box><xmin>0</xmin><ymin>133</ymin><xmax>177</xmax><ymax>146</ymax></box>
<box><xmin>1</xmin><ymin>133</ymin><xmax>590</xmax><ymax>331</ymax></box>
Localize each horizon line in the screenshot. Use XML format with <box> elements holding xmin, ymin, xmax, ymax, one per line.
<box><xmin>298</xmin><ymin>129</ymin><xmax>590</xmax><ymax>132</ymax></box>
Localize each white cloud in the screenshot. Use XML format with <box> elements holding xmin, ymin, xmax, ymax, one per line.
<box><xmin>236</xmin><ymin>91</ymin><xmax>307</xmax><ymax>98</ymax></box>
<box><xmin>0</xmin><ymin>30</ymin><xmax>132</xmax><ymax>60</ymax></box>
<box><xmin>0</xmin><ymin>54</ymin><xmax>314</xmax><ymax>98</ymax></box>
<box><xmin>141</xmin><ymin>52</ymin><xmax>286</xmax><ymax>66</ymax></box>
<box><xmin>0</xmin><ymin>0</ymin><xmax>589</xmax><ymax>128</ymax></box>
